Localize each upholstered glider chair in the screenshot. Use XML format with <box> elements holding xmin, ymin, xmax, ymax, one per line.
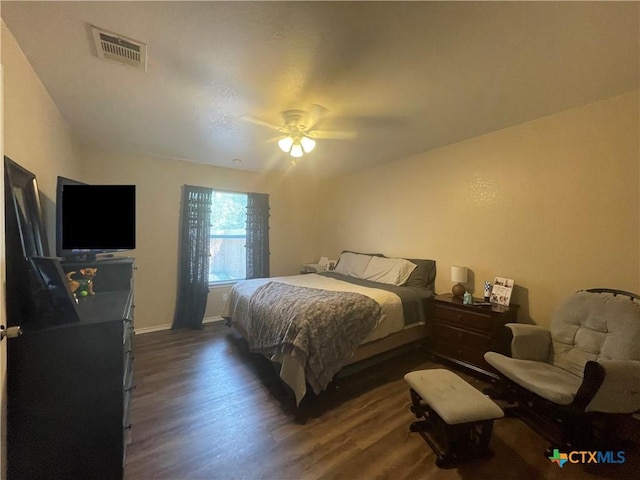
<box><xmin>484</xmin><ymin>289</ymin><xmax>640</xmax><ymax>452</ymax></box>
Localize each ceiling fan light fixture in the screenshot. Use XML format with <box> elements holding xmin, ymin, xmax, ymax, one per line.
<box><xmin>279</xmin><ymin>134</ymin><xmax>314</xmax><ymax>159</ymax></box>
<box><xmin>278</xmin><ymin>136</ymin><xmax>294</xmax><ymax>153</ymax></box>
<box><xmin>300</xmin><ymin>135</ymin><xmax>316</xmax><ymax>153</ymax></box>
<box><xmin>241</xmin><ymin>107</ymin><xmax>356</xmax><ymax>164</ymax></box>
<box><xmin>290</xmin><ymin>142</ymin><xmax>304</xmax><ymax>158</ymax></box>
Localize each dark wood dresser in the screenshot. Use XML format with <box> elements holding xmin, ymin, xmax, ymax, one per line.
<box><xmin>430</xmin><ymin>294</ymin><xmax>518</xmax><ymax>379</ymax></box>
<box><xmin>7</xmin><ymin>257</ymin><xmax>135</xmax><ymax>480</ymax></box>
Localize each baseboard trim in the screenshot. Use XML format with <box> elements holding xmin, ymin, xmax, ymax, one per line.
<box><xmin>135</xmin><ymin>316</ymin><xmax>224</xmax><ymax>335</ymax></box>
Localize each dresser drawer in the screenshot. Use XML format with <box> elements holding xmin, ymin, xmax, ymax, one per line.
<box><xmin>435</xmin><ymin>306</ymin><xmax>493</xmax><ymax>333</ymax></box>
<box><xmin>434</xmin><ymin>322</ymin><xmax>491</xmax><ymax>351</ymax></box>
<box><xmin>432</xmin><ymin>338</ymin><xmax>493</xmax><ymax>372</ymax></box>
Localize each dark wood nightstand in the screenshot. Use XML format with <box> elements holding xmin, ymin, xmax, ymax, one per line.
<box><xmin>429</xmin><ymin>294</ymin><xmax>519</xmax><ymax>379</ymax></box>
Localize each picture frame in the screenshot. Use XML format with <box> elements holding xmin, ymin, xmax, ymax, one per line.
<box><xmin>490</xmin><ymin>276</ymin><xmax>514</xmax><ymax>307</ymax></box>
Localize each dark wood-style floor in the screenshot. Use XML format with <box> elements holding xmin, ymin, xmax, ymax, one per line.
<box><xmin>124</xmin><ymin>322</ymin><xmax>639</xmax><ymax>480</ymax></box>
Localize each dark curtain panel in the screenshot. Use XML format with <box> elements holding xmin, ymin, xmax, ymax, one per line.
<box><xmin>246</xmin><ymin>193</ymin><xmax>270</xmax><ymax>279</ymax></box>
<box><xmin>172</xmin><ymin>185</ymin><xmax>213</xmax><ymax>330</ymax></box>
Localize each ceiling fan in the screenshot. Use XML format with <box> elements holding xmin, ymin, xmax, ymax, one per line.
<box><xmin>241</xmin><ymin>107</ymin><xmax>357</xmax><ymax>164</ymax></box>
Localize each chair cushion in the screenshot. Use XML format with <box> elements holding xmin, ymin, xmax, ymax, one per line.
<box><xmin>404</xmin><ymin>369</ymin><xmax>504</xmax><ymax>424</ymax></box>
<box><xmin>551</xmin><ymin>291</ymin><xmax>640</xmax><ymax>377</ymax></box>
<box><xmin>484</xmin><ymin>352</ymin><xmax>583</xmax><ymax>405</ymax></box>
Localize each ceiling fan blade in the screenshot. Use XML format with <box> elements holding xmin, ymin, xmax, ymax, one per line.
<box><xmin>310</xmin><ymin>130</ymin><xmax>358</xmax><ymax>140</ymax></box>
<box><xmin>240</xmin><ymin>114</ymin><xmax>285</xmax><ymax>132</ymax></box>
<box><xmin>306</xmin><ymin>104</ymin><xmax>329</xmax><ymax>131</ymax></box>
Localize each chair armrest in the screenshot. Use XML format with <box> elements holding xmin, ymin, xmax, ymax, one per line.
<box><xmin>586</xmin><ymin>360</ymin><xmax>640</xmax><ymax>413</ymax></box>
<box><xmin>572</xmin><ymin>361</ymin><xmax>605</xmax><ymax>411</ymax></box>
<box><xmin>505</xmin><ymin>323</ymin><xmax>552</xmax><ymax>361</ymax></box>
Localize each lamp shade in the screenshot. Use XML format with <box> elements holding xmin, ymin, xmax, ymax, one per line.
<box><xmin>451</xmin><ymin>266</ymin><xmax>468</xmax><ymax>283</ymax></box>
<box><xmin>290</xmin><ymin>142</ymin><xmax>304</xmax><ymax>158</ymax></box>
<box><xmin>300</xmin><ymin>135</ymin><xmax>316</xmax><ymax>153</ymax></box>
<box><xmin>278</xmin><ymin>136</ymin><xmax>294</xmax><ymax>153</ymax></box>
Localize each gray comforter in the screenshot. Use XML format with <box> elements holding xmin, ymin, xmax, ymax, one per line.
<box><xmin>244</xmin><ymin>281</ymin><xmax>382</xmax><ymax>394</ymax></box>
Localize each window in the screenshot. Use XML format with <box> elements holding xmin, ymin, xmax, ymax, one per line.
<box><xmin>209</xmin><ymin>191</ymin><xmax>247</xmax><ymax>283</ymax></box>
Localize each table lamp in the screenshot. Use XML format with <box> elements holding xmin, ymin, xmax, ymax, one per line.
<box><xmin>451</xmin><ymin>266</ymin><xmax>468</xmax><ymax>298</ymax></box>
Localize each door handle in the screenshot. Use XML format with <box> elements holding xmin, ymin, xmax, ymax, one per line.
<box><xmin>0</xmin><ymin>325</ymin><xmax>23</xmax><ymax>341</ymax></box>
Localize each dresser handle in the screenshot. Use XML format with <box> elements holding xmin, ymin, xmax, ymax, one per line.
<box><xmin>126</xmin><ymin>385</ymin><xmax>137</xmax><ymax>393</ymax></box>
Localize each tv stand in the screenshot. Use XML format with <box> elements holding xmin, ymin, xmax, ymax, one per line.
<box><xmin>61</xmin><ymin>253</ymin><xmax>98</xmax><ymax>263</ymax></box>
<box><xmin>7</xmin><ymin>257</ymin><xmax>135</xmax><ymax>480</ymax></box>
<box><xmin>60</xmin><ymin>253</ymin><xmax>129</xmax><ymax>263</ymax></box>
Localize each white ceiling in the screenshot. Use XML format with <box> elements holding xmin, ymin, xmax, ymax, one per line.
<box><xmin>2</xmin><ymin>1</ymin><xmax>638</xmax><ymax>178</ymax></box>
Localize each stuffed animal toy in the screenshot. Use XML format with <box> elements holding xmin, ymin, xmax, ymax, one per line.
<box><xmin>65</xmin><ymin>271</ymin><xmax>80</xmax><ymax>296</ymax></box>
<box><xmin>69</xmin><ymin>267</ymin><xmax>98</xmax><ymax>297</ymax></box>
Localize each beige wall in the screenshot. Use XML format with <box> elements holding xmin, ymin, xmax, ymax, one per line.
<box><xmin>318</xmin><ymin>91</ymin><xmax>640</xmax><ymax>327</ymax></box>
<box><xmin>80</xmin><ymin>149</ymin><xmax>322</xmax><ymax>330</ymax></box>
<box><xmin>1</xmin><ymin>21</ymin><xmax>82</xmax><ymax>249</ymax></box>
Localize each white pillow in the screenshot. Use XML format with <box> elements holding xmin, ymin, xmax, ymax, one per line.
<box><xmin>361</xmin><ymin>256</ymin><xmax>417</xmax><ymax>286</ymax></box>
<box><xmin>333</xmin><ymin>252</ymin><xmax>373</xmax><ymax>278</ymax></box>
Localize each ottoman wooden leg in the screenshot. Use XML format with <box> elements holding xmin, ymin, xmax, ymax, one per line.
<box><xmin>409</xmin><ymin>388</ymin><xmax>426</xmax><ymax>418</ymax></box>
<box><xmin>476</xmin><ymin>420</ymin><xmax>496</xmax><ymax>456</ymax></box>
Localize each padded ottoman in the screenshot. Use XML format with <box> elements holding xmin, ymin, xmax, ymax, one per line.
<box><xmin>404</xmin><ymin>369</ymin><xmax>504</xmax><ymax>468</ymax></box>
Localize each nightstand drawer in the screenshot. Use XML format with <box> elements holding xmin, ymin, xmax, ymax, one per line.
<box><xmin>432</xmin><ymin>338</ymin><xmax>492</xmax><ymax>371</ymax></box>
<box><xmin>435</xmin><ymin>306</ymin><xmax>492</xmax><ymax>332</ymax></box>
<box><xmin>434</xmin><ymin>323</ymin><xmax>491</xmax><ymax>351</ymax></box>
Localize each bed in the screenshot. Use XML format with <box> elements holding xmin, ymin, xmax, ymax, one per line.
<box><xmin>222</xmin><ymin>252</ymin><xmax>436</xmax><ymax>404</ymax></box>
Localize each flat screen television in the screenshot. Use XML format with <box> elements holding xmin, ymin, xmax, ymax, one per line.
<box><xmin>56</xmin><ymin>176</ymin><xmax>136</xmax><ymax>261</ymax></box>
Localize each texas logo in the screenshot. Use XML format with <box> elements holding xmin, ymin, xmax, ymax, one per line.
<box><xmin>549</xmin><ymin>449</ymin><xmax>569</xmax><ymax>468</ymax></box>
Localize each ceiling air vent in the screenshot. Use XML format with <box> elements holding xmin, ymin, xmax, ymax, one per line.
<box><xmin>91</xmin><ymin>25</ymin><xmax>147</xmax><ymax>71</ymax></box>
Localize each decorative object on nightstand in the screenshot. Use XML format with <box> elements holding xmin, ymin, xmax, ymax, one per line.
<box><xmin>484</xmin><ymin>281</ymin><xmax>492</xmax><ymax>302</ymax></box>
<box><xmin>450</xmin><ymin>265</ymin><xmax>468</xmax><ymax>298</ymax></box>
<box><xmin>490</xmin><ymin>277</ymin><xmax>514</xmax><ymax>306</ymax></box>
<box><xmin>463</xmin><ymin>291</ymin><xmax>473</xmax><ymax>305</ymax></box>
<box><xmin>430</xmin><ymin>294</ymin><xmax>519</xmax><ymax>379</ymax></box>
